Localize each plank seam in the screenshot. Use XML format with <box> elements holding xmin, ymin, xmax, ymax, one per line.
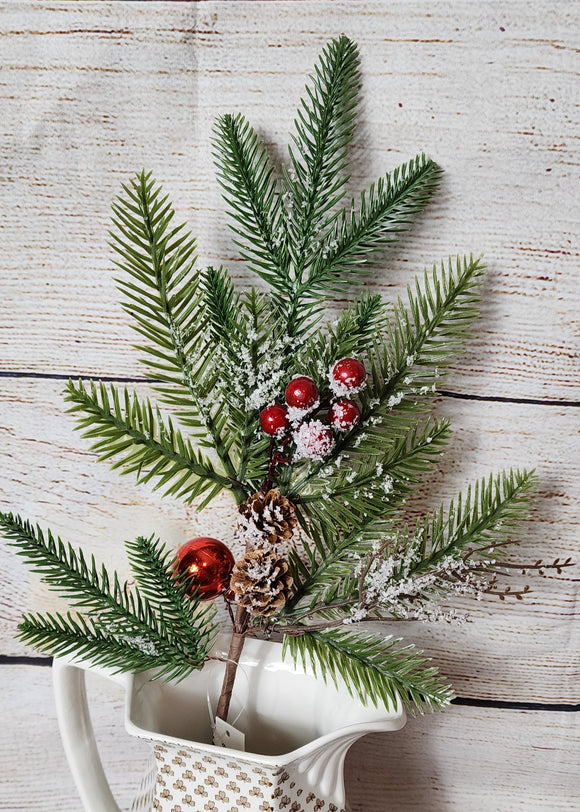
<box><xmin>0</xmin><ymin>657</ymin><xmax>578</xmax><ymax>711</ymax></box>
<box><xmin>451</xmin><ymin>696</ymin><xmax>580</xmax><ymax>713</ymax></box>
<box><xmin>0</xmin><ymin>655</ymin><xmax>53</xmax><ymax>667</ymax></box>
<box><xmin>1</xmin><ymin>371</ymin><xmax>578</xmax><ymax>407</ymax></box>
<box><xmin>438</xmin><ymin>390</ymin><xmax>580</xmax><ymax>408</ymax></box>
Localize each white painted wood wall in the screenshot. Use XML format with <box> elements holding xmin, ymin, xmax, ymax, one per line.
<box><xmin>1</xmin><ymin>2</ymin><xmax>578</xmax><ymax>809</ymax></box>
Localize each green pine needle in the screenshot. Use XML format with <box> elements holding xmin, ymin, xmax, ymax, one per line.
<box><xmin>403</xmin><ymin>468</ymin><xmax>539</xmax><ymax>579</ymax></box>
<box><xmin>294</xmin><ymin>417</ymin><xmax>452</xmax><ymax>532</ymax></box>
<box><xmin>284</xmin><ymin>628</ymin><xmax>454</xmax><ymax>715</ymax></box>
<box><xmin>285</xmin><ymin>35</ymin><xmax>361</xmax><ymax>272</ymax></box>
<box><xmin>283</xmin><ymin>468</ymin><xmax>537</xmax><ymax>622</ymax></box>
<box><xmin>296</xmin><ymin>292</ymin><xmax>391</xmax><ymax>380</ymax></box>
<box><xmin>201</xmin><ymin>265</ymin><xmax>243</xmax><ymax>352</ymax></box>
<box><xmin>305</xmin><ymin>155</ymin><xmax>443</xmax><ymax>295</ymax></box>
<box><xmin>213</xmin><ymin>113</ymin><xmax>287</xmax><ymax>291</ymax></box>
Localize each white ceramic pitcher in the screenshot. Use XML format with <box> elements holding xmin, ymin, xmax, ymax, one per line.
<box><xmin>53</xmin><ymin>634</ymin><xmax>406</xmax><ymax>812</ymax></box>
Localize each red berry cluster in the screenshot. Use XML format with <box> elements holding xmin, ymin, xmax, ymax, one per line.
<box><xmin>258</xmin><ymin>357</ymin><xmax>366</xmax><ymax>461</ymax></box>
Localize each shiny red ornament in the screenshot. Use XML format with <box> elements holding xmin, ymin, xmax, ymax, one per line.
<box><xmin>330</xmin><ymin>358</ymin><xmax>366</xmax><ymax>393</ymax></box>
<box><xmin>259</xmin><ymin>403</ymin><xmax>290</xmax><ymax>437</ymax></box>
<box><xmin>174</xmin><ymin>537</ymin><xmax>235</xmax><ymax>600</ymax></box>
<box><xmin>285</xmin><ymin>376</ymin><xmax>319</xmax><ymax>409</ymax></box>
<box><xmin>329</xmin><ymin>398</ymin><xmax>361</xmax><ymax>431</ymax></box>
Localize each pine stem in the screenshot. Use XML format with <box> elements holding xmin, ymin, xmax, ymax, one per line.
<box><xmin>216</xmin><ymin>606</ymin><xmax>249</xmax><ymax>722</ymax></box>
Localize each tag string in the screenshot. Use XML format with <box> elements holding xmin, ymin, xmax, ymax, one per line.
<box><xmin>207</xmin><ymin>657</ymin><xmax>249</xmax><ymax>728</ymax></box>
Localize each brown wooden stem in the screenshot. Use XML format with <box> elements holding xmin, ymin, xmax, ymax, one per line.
<box><xmin>216</xmin><ymin>606</ymin><xmax>249</xmax><ymax>722</ymax></box>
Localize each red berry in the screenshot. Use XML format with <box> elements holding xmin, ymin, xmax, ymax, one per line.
<box><xmin>285</xmin><ymin>376</ymin><xmax>319</xmax><ymax>410</ymax></box>
<box><xmin>329</xmin><ymin>399</ymin><xmax>360</xmax><ymax>431</ymax></box>
<box><xmin>293</xmin><ymin>420</ymin><xmax>335</xmax><ymax>460</ymax></box>
<box><xmin>259</xmin><ymin>403</ymin><xmax>289</xmax><ymax>437</ymax></box>
<box><xmin>174</xmin><ymin>537</ymin><xmax>234</xmax><ymax>600</ymax></box>
<box><xmin>330</xmin><ymin>358</ymin><xmax>366</xmax><ymax>394</ymax></box>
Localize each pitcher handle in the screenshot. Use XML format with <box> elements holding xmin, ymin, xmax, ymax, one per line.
<box><xmin>53</xmin><ymin>656</ymin><xmax>130</xmax><ymax>812</ymax></box>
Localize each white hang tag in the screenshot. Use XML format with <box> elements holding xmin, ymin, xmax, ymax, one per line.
<box><xmin>213</xmin><ymin>717</ymin><xmax>246</xmax><ymax>751</ymax></box>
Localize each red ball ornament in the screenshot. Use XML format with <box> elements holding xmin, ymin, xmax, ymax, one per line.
<box><xmin>174</xmin><ymin>537</ymin><xmax>235</xmax><ymax>600</ymax></box>
<box><xmin>285</xmin><ymin>376</ymin><xmax>319</xmax><ymax>410</ymax></box>
<box><xmin>259</xmin><ymin>403</ymin><xmax>290</xmax><ymax>437</ymax></box>
<box><xmin>330</xmin><ymin>358</ymin><xmax>366</xmax><ymax>394</ymax></box>
<box><xmin>329</xmin><ymin>398</ymin><xmax>361</xmax><ymax>431</ymax></box>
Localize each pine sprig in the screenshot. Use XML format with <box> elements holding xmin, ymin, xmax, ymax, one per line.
<box><xmin>383</xmin><ymin>254</ymin><xmax>485</xmax><ymax>393</ymax></box>
<box><xmin>1</xmin><ymin>511</ymin><xmax>144</xmax><ymax>613</ymax></box>
<box><xmin>65</xmin><ymin>379</ymin><xmax>237</xmax><ymax>507</ymax></box>
<box><xmin>213</xmin><ymin>113</ymin><xmax>287</xmax><ymax>291</ymax></box>
<box><xmin>402</xmin><ymin>469</ymin><xmax>538</xmax><ymax>579</ymax></box>
<box><xmin>284</xmin><ymin>514</ymin><xmax>394</xmax><ymax>616</ymax></box>
<box><xmin>284</xmin><ymin>628</ymin><xmax>454</xmax><ymax>715</ymax></box>
<box><xmin>285</xmin><ymin>35</ymin><xmax>360</xmax><ymax>269</ymax></box>
<box><xmin>18</xmin><ymin>612</ymin><xmax>178</xmax><ymax>676</ymax></box>
<box><xmin>1</xmin><ymin>512</ymin><xmax>218</xmax><ymax>680</ymax></box>
<box><xmin>111</xmin><ymin>171</ymin><xmax>236</xmax><ymax>477</ymax></box>
<box><xmin>125</xmin><ymin>535</ymin><xmax>217</xmax><ymax>657</ymax></box>
<box><xmin>294</xmin><ymin>417</ymin><xmax>452</xmax><ymax>531</ymax></box>
<box><xmin>306</xmin><ymin>155</ymin><xmax>443</xmax><ymax>294</ymax></box>
<box><xmin>201</xmin><ymin>265</ymin><xmax>243</xmax><ymax>353</ymax></box>
<box><xmin>285</xmin><ymin>469</ymin><xmax>537</xmax><ymax>624</ymax></box>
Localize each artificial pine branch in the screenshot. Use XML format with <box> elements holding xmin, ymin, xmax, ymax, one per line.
<box><xmin>112</xmin><ymin>171</ymin><xmax>237</xmax><ymax>478</ymax></box>
<box><xmin>213</xmin><ymin>113</ymin><xmax>287</xmax><ymax>291</ymax></box>
<box><xmin>125</xmin><ymin>535</ymin><xmax>218</xmax><ymax>656</ymax></box>
<box><xmin>65</xmin><ymin>379</ymin><xmax>239</xmax><ymax>507</ymax></box>
<box><xmin>284</xmin><ymin>35</ymin><xmax>360</xmax><ymax>274</ymax></box>
<box><xmin>201</xmin><ymin>265</ymin><xmax>244</xmax><ymax>353</ymax></box>
<box><xmin>283</xmin><ymin>628</ymin><xmax>454</xmax><ymax>715</ymax></box>
<box><xmin>405</xmin><ymin>469</ymin><xmax>539</xmax><ymax>575</ymax></box>
<box><xmin>18</xmin><ymin>612</ymin><xmax>175</xmax><ymax>675</ymax></box>
<box><xmin>2</xmin><ymin>36</ymin><xmax>555</xmax><ymax>722</ymax></box>
<box><xmin>306</xmin><ymin>155</ymin><xmax>443</xmax><ymax>294</ymax></box>
<box><xmin>1</xmin><ymin>512</ymin><xmax>218</xmax><ymax>680</ymax></box>
<box><xmin>295</xmin><ymin>417</ymin><xmax>452</xmax><ymax>531</ymax></box>
<box><xmin>296</xmin><ymin>293</ymin><xmax>391</xmax><ymax>380</ymax></box>
<box><xmin>286</xmin><ymin>468</ymin><xmax>538</xmax><ymax>626</ymax></box>
<box><xmin>383</xmin><ymin>254</ymin><xmax>484</xmax><ymax>390</ymax></box>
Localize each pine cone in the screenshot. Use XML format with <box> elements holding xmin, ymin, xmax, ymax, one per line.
<box><xmin>230</xmin><ymin>549</ymin><xmax>294</xmax><ymax>618</ymax></box>
<box><xmin>237</xmin><ymin>489</ymin><xmax>297</xmax><ymax>548</ymax></box>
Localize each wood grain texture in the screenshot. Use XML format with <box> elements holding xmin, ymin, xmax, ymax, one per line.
<box><xmin>0</xmin><ymin>2</ymin><xmax>579</xmax><ymax>811</ymax></box>
<box><xmin>0</xmin><ymin>1</ymin><xmax>578</xmax><ymax>398</ymax></box>
<box><xmin>345</xmin><ymin>707</ymin><xmax>580</xmax><ymax>811</ymax></box>
<box><xmin>1</xmin><ymin>663</ymin><xmax>578</xmax><ymax>811</ymax></box>
<box><xmin>0</xmin><ymin>664</ymin><xmax>151</xmax><ymax>811</ymax></box>
<box><xmin>2</xmin><ymin>379</ymin><xmax>578</xmax><ymax>702</ymax></box>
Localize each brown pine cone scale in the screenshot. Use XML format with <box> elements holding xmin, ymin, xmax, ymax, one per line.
<box><xmin>230</xmin><ymin>548</ymin><xmax>294</xmax><ymax>618</ymax></box>
<box><xmin>238</xmin><ymin>489</ymin><xmax>297</xmax><ymax>548</ymax></box>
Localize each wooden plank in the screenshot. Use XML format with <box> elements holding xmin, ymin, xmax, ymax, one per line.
<box><xmin>1</xmin><ymin>663</ymin><xmax>577</xmax><ymax>811</ymax></box>
<box><xmin>0</xmin><ymin>4</ymin><xmax>578</xmax><ymax>811</ymax></box>
<box><xmin>346</xmin><ymin>705</ymin><xmax>580</xmax><ymax>811</ymax></box>
<box><xmin>0</xmin><ymin>663</ymin><xmax>151</xmax><ymax>811</ymax></box>
<box><xmin>1</xmin><ymin>378</ymin><xmax>578</xmax><ymax>702</ymax></box>
<box><xmin>0</xmin><ymin>1</ymin><xmax>578</xmax><ymax>399</ymax></box>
